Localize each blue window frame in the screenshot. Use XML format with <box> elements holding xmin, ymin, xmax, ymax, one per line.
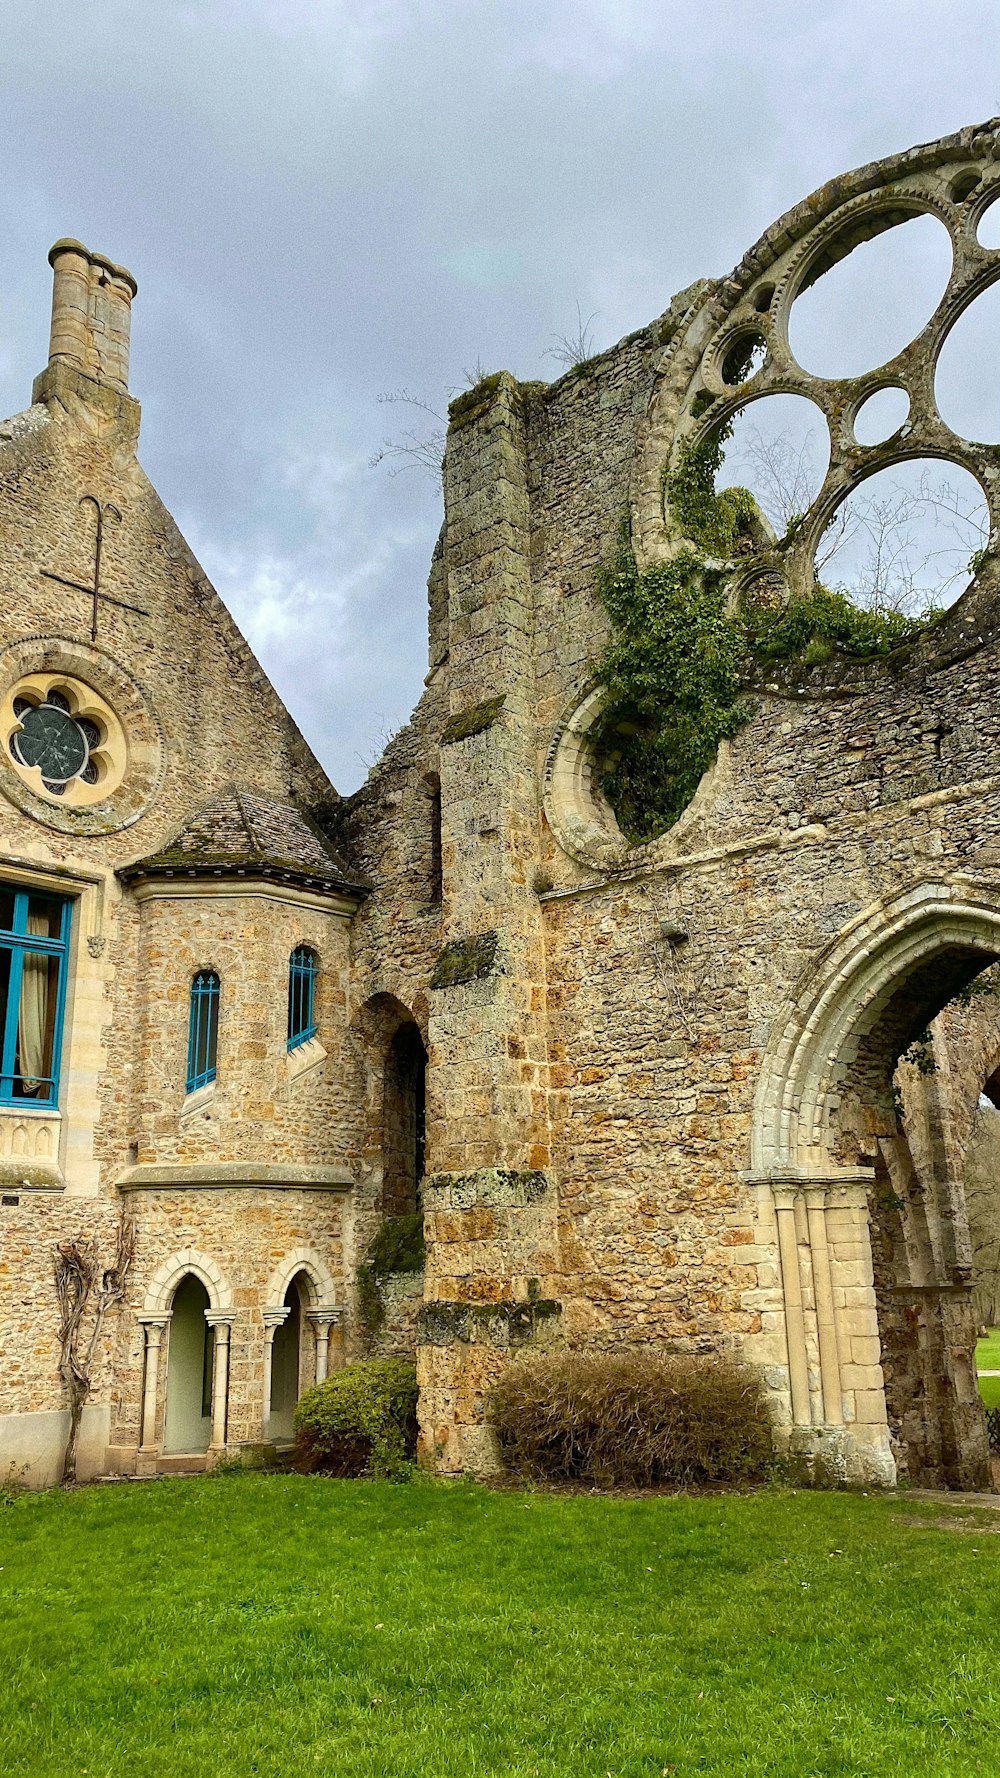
<box><xmin>0</xmin><ymin>887</ymin><xmax>71</xmax><ymax>1107</ymax></box>
<box><xmin>287</xmin><ymin>946</ymin><xmax>318</xmax><ymax>1051</ymax></box>
<box><xmin>186</xmin><ymin>971</ymin><xmax>220</xmax><ymax>1093</ymax></box>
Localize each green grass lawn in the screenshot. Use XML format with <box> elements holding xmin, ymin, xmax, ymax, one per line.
<box><xmin>975</xmin><ymin>1328</ymin><xmax>1000</xmax><ymax>1372</ymax></box>
<box><xmin>2</xmin><ymin>1475</ymin><xmax>1000</xmax><ymax>1778</ymax></box>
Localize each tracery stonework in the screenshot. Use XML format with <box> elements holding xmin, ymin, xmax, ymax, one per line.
<box><xmin>5</xmin><ymin>127</ymin><xmax>1000</xmax><ymax>1490</ymax></box>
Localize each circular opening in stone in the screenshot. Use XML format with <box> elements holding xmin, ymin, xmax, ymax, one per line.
<box><xmin>753</xmin><ymin>285</ymin><xmax>775</xmax><ymax>314</ymax></box>
<box><xmin>852</xmin><ymin>386</ymin><xmax>910</xmax><ymax>446</ymax></box>
<box><xmin>950</xmin><ymin>170</ymin><xmax>982</xmax><ymax>204</ymax></box>
<box><xmin>719</xmin><ymin>331</ymin><xmax>767</xmax><ymax>387</ymax></box>
<box><xmin>936</xmin><ymin>279</ymin><xmax>1000</xmax><ymax>443</ymax></box>
<box><xmin>788</xmin><ymin>212</ymin><xmax>953</xmax><ymax>379</ymax></box>
<box><xmin>716</xmin><ymin>392</ymin><xmax>830</xmax><ymax>538</ymax></box>
<box><xmin>818</xmin><ymin>458</ymin><xmax>989</xmax><ymax>615</ymax></box>
<box><xmin>977</xmin><ymin>194</ymin><xmax>1000</xmax><ymax>250</ymax></box>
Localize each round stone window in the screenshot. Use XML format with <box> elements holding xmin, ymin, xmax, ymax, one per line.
<box><xmin>1</xmin><ymin>673</ymin><xmax>127</xmax><ymax>808</ymax></box>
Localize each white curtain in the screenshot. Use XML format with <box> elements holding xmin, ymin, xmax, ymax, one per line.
<box><xmin>18</xmin><ymin>912</ymin><xmax>50</xmax><ymax>1095</ymax></box>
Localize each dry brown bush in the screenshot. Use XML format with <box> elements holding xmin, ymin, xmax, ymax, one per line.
<box><xmin>488</xmin><ymin>1349</ymin><xmax>773</xmax><ymax>1488</ymax></box>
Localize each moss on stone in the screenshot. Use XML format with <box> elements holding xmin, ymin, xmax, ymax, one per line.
<box><xmin>356</xmin><ymin>1264</ymin><xmax>385</xmax><ymax>1339</ymax></box>
<box><xmin>368</xmin><ymin>1212</ymin><xmax>426</xmax><ymax>1277</ymax></box>
<box><xmin>417</xmin><ymin>1297</ymin><xmax>562</xmax><ymax>1347</ymax></box>
<box><xmin>424</xmin><ymin>1168</ymin><xmax>549</xmax><ymax>1209</ymax></box>
<box><xmin>441</xmin><ymin>694</ymin><xmax>506</xmax><ymax>745</ymax></box>
<box><xmin>448</xmin><ymin>373</ymin><xmax>503</xmax><ymax>429</ymax></box>
<box><xmin>431</xmin><ymin>930</ymin><xmax>499</xmax><ymax>990</ymax></box>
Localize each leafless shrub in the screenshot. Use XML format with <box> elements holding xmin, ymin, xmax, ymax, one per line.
<box><xmin>369</xmin><ymin>390</ymin><xmax>446</xmax><ymax>482</ymax></box>
<box><xmin>546</xmin><ymin>302</ymin><xmax>600</xmax><ymax>371</ymax></box>
<box><xmin>53</xmin><ymin>1210</ymin><xmax>135</xmax><ymax>1485</ymax></box>
<box><xmin>488</xmin><ymin>1349</ymin><xmax>773</xmax><ymax>1488</ymax></box>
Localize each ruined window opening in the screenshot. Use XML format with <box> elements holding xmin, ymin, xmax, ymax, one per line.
<box><xmin>425</xmin><ymin>772</ymin><xmax>443</xmax><ymax>903</ymax></box>
<box><xmin>787</xmin><ymin>212</ymin><xmax>953</xmax><ymax>380</ymax></box>
<box><xmin>382</xmin><ymin>1020</ymin><xmax>427</xmax><ymax>1218</ymax></box>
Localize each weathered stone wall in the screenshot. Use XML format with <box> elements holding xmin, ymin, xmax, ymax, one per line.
<box><xmin>397</xmin><ymin>120</ymin><xmax>1000</xmax><ymax>1486</ymax></box>
<box><xmin>0</xmin><ymin>251</ymin><xmax>362</xmax><ymax>1484</ymax></box>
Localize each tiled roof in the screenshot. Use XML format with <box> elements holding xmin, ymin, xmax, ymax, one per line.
<box><xmin>118</xmin><ymin>787</ymin><xmax>368</xmax><ymax>896</ymax></box>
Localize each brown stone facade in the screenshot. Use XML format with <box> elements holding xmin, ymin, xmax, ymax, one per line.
<box><xmin>5</xmin><ymin>124</ymin><xmax>1000</xmax><ymax>1490</ymax></box>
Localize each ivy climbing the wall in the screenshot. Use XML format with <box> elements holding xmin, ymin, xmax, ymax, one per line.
<box><xmin>595</xmin><ymin>427</ymin><xmax>938</xmax><ymax>845</ymax></box>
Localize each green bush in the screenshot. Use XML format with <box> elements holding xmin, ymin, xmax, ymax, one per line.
<box><xmin>488</xmin><ymin>1349</ymin><xmax>773</xmax><ymax>1488</ymax></box>
<box><xmin>294</xmin><ymin>1359</ymin><xmax>418</xmax><ymax>1479</ymax></box>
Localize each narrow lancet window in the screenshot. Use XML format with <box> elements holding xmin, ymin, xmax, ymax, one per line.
<box><xmin>186</xmin><ymin>971</ymin><xmax>220</xmax><ymax>1092</ymax></box>
<box><xmin>287</xmin><ymin>946</ymin><xmax>318</xmax><ymax>1051</ymax></box>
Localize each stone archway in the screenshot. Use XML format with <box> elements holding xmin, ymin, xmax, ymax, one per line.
<box><xmin>749</xmin><ymin>882</ymin><xmax>1000</xmax><ymax>1488</ymax></box>
<box><xmin>262</xmin><ymin>1248</ymin><xmax>340</xmax><ymax>1440</ymax></box>
<box><xmin>138</xmin><ymin>1249</ymin><xmax>234</xmax><ymax>1467</ymax></box>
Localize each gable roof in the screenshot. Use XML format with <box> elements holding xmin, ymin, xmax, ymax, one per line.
<box><xmin>118</xmin><ymin>787</ymin><xmax>369</xmax><ymax>898</ymax></box>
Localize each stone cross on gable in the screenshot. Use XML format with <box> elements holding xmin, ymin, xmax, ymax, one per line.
<box><xmin>41</xmin><ymin>494</ymin><xmax>148</xmax><ymax>641</ymax></box>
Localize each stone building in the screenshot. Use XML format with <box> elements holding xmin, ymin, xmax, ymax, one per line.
<box><xmin>5</xmin><ymin>117</ymin><xmax>1000</xmax><ymax>1491</ymax></box>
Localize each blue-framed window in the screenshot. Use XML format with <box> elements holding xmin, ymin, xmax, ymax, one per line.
<box><xmin>186</xmin><ymin>971</ymin><xmax>220</xmax><ymax>1093</ymax></box>
<box><xmin>0</xmin><ymin>887</ymin><xmax>71</xmax><ymax>1107</ymax></box>
<box><xmin>287</xmin><ymin>946</ymin><xmax>318</xmax><ymax>1051</ymax></box>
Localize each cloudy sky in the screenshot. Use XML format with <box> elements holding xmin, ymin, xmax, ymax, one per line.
<box><xmin>0</xmin><ymin>2</ymin><xmax>997</xmax><ymax>790</ymax></box>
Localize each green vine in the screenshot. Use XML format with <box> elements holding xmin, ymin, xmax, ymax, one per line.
<box><xmin>595</xmin><ymin>426</ymin><xmax>939</xmax><ymax>844</ymax></box>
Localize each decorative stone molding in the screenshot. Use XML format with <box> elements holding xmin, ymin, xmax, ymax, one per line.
<box><xmin>119</xmin><ymin>1161</ymin><xmax>353</xmax><ymax>1192</ymax></box>
<box><xmin>0</xmin><ymin>1109</ymin><xmax>62</xmax><ymax>1188</ymax></box>
<box><xmin>0</xmin><ymin>637</ymin><xmax>164</xmax><ymax>833</ymax></box>
<box><xmin>542</xmin><ymin>684</ymin><xmax>733</xmax><ymax>872</ymax></box>
<box><xmin>1</xmin><ymin>669</ymin><xmax>127</xmax><ymax>809</ymax></box>
<box><xmin>143</xmin><ymin>1247</ymin><xmax>233</xmax><ymax>1314</ymax></box>
<box><xmin>264</xmin><ymin>1246</ymin><xmax>339</xmax><ymax>1312</ymax></box>
<box><xmin>752</xmin><ymin>881</ymin><xmax>1000</xmax><ymax>1173</ymax></box>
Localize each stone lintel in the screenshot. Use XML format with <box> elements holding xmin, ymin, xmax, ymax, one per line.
<box><xmin>117</xmin><ymin>1161</ymin><xmax>354</xmax><ymax>1192</ymax></box>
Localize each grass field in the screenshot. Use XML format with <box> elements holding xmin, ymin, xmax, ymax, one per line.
<box><xmin>975</xmin><ymin>1328</ymin><xmax>1000</xmax><ymax>1372</ymax></box>
<box><xmin>978</xmin><ymin>1374</ymin><xmax>1000</xmax><ymax>1408</ymax></box>
<box><xmin>2</xmin><ymin>1474</ymin><xmax>1000</xmax><ymax>1778</ymax></box>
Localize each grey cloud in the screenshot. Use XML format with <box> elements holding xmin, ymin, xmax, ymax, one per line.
<box><xmin>0</xmin><ymin>1</ymin><xmax>996</xmax><ymax>786</ymax></box>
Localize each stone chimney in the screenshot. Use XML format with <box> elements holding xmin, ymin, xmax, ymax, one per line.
<box><xmin>32</xmin><ymin>239</ymin><xmax>140</xmax><ymax>441</ymax></box>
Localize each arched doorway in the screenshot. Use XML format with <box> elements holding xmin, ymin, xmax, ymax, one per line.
<box><xmin>269</xmin><ymin>1272</ymin><xmax>307</xmax><ymax>1443</ymax></box>
<box><xmin>752</xmin><ymin>885</ymin><xmax>1000</xmax><ymax>1489</ymax></box>
<box><xmin>164</xmin><ymin>1274</ymin><xmax>213</xmax><ymax>1455</ymax></box>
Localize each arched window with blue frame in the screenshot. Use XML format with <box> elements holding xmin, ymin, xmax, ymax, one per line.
<box><xmin>287</xmin><ymin>946</ymin><xmax>318</xmax><ymax>1051</ymax></box>
<box><xmin>186</xmin><ymin>970</ymin><xmax>220</xmax><ymax>1093</ymax></box>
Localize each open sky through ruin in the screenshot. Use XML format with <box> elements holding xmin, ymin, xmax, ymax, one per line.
<box><xmin>0</xmin><ymin>2</ymin><xmax>997</xmax><ymax>790</ymax></box>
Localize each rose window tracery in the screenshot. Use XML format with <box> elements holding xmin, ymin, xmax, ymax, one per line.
<box><xmin>633</xmin><ymin>125</ymin><xmax>1000</xmax><ymax>609</ymax></box>
<box><xmin>546</xmin><ymin>120</ymin><xmax>1000</xmax><ymax>869</ymax></box>
<box><xmin>0</xmin><ymin>671</ymin><xmax>127</xmax><ymax>809</ymax></box>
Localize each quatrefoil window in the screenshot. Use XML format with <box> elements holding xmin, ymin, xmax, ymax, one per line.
<box><xmin>10</xmin><ymin>691</ymin><xmax>102</xmax><ymax>794</ymax></box>
<box><xmin>1</xmin><ymin>673</ymin><xmax>127</xmax><ymax>808</ymax></box>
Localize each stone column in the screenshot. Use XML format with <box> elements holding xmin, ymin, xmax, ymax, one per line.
<box><xmin>423</xmin><ymin>372</ymin><xmax>560</xmax><ymax>1476</ymax></box>
<box><xmin>261</xmin><ymin>1308</ymin><xmax>289</xmax><ymax>1441</ymax></box>
<box><xmin>307</xmin><ymin>1309</ymin><xmax>340</xmax><ymax>1385</ymax></box>
<box><xmin>801</xmin><ymin>1182</ymin><xmax>844</xmax><ymax>1426</ymax></box>
<box><xmin>138</xmin><ymin>1313</ymin><xmax>170</xmax><ymax>1455</ymax></box>
<box><xmin>205</xmin><ymin>1312</ymin><xmax>233</xmax><ymax>1456</ymax></box>
<box><xmin>772</xmin><ymin>1187</ymin><xmax>810</xmax><ymax>1427</ymax></box>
